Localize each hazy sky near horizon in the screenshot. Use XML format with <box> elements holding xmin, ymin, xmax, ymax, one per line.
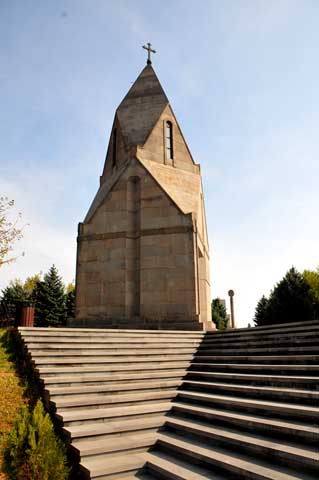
<box><xmin>1</xmin><ymin>0</ymin><xmax>318</xmax><ymax>327</ymax></box>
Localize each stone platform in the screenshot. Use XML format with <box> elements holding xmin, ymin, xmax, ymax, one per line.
<box><xmin>18</xmin><ymin>320</ymin><xmax>319</xmax><ymax>479</ymax></box>
<box><xmin>69</xmin><ymin>317</ymin><xmax>206</xmax><ymax>331</ymax></box>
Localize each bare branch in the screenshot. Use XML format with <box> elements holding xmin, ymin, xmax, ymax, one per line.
<box><xmin>0</xmin><ymin>197</ymin><xmax>27</xmax><ymax>267</ymax></box>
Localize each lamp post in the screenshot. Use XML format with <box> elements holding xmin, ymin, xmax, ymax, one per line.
<box><xmin>228</xmin><ymin>289</ymin><xmax>235</xmax><ymax>329</ymax></box>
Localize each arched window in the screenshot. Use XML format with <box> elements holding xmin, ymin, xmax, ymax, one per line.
<box><xmin>112</xmin><ymin>129</ymin><xmax>117</xmax><ymax>168</ymax></box>
<box><xmin>165</xmin><ymin>121</ymin><xmax>173</xmax><ymax>160</ymax></box>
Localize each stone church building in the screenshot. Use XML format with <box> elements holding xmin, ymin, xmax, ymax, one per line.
<box><xmin>74</xmin><ymin>60</ymin><xmax>214</xmax><ymax>331</ymax></box>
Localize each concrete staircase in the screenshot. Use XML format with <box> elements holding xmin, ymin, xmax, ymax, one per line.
<box><xmin>18</xmin><ymin>327</ymin><xmax>203</xmax><ymax>478</ymax></box>
<box><xmin>143</xmin><ymin>320</ymin><xmax>319</xmax><ymax>480</ymax></box>
<box><xmin>18</xmin><ymin>320</ymin><xmax>319</xmax><ymax>479</ymax></box>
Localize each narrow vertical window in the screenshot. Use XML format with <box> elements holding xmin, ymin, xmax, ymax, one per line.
<box><xmin>165</xmin><ymin>121</ymin><xmax>173</xmax><ymax>160</ymax></box>
<box><xmin>112</xmin><ymin>128</ymin><xmax>117</xmax><ymax>168</ymax></box>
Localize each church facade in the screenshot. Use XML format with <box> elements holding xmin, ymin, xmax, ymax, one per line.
<box><xmin>74</xmin><ymin>62</ymin><xmax>214</xmax><ymax>330</ymax></box>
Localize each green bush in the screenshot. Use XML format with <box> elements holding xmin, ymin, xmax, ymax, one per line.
<box><xmin>4</xmin><ymin>399</ymin><xmax>69</xmax><ymax>480</ymax></box>
<box><xmin>211</xmin><ymin>298</ymin><xmax>228</xmax><ymax>330</ymax></box>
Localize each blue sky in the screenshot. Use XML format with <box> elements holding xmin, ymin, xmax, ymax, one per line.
<box><xmin>1</xmin><ymin>0</ymin><xmax>318</xmax><ymax>327</ymax></box>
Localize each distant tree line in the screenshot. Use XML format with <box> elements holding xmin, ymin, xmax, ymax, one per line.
<box><xmin>254</xmin><ymin>266</ymin><xmax>319</xmax><ymax>326</ymax></box>
<box><xmin>0</xmin><ymin>265</ymin><xmax>75</xmax><ymax>327</ymax></box>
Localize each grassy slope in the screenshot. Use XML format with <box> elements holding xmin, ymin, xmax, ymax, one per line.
<box><xmin>0</xmin><ymin>329</ymin><xmax>25</xmax><ymax>480</ymax></box>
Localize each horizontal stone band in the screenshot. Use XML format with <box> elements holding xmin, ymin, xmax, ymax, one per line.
<box><xmin>78</xmin><ymin>225</ymin><xmax>194</xmax><ymax>242</ymax></box>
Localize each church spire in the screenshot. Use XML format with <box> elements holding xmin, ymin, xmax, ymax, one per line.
<box><xmin>115</xmin><ymin>63</ymin><xmax>168</xmax><ymax>148</ymax></box>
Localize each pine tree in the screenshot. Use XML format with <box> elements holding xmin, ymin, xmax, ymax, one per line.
<box><xmin>34</xmin><ymin>265</ymin><xmax>66</xmax><ymax>327</ymax></box>
<box><xmin>4</xmin><ymin>404</ymin><xmax>29</xmax><ymax>478</ymax></box>
<box><xmin>270</xmin><ymin>267</ymin><xmax>312</xmax><ymax>323</ymax></box>
<box><xmin>253</xmin><ymin>267</ymin><xmax>313</xmax><ymax>326</ymax></box>
<box><xmin>254</xmin><ymin>295</ymin><xmax>271</xmax><ymax>327</ymax></box>
<box><xmin>212</xmin><ymin>298</ymin><xmax>228</xmax><ymax>330</ymax></box>
<box><xmin>4</xmin><ymin>400</ymin><xmax>69</xmax><ymax>480</ymax></box>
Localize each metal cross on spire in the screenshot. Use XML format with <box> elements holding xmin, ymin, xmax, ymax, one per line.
<box><xmin>142</xmin><ymin>42</ymin><xmax>156</xmax><ymax>65</ymax></box>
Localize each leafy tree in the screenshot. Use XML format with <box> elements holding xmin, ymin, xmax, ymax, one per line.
<box><xmin>4</xmin><ymin>399</ymin><xmax>69</xmax><ymax>480</ymax></box>
<box><xmin>1</xmin><ymin>279</ymin><xmax>29</xmax><ymax>321</ymax></box>
<box><xmin>23</xmin><ymin>274</ymin><xmax>42</xmax><ymax>300</ymax></box>
<box><xmin>0</xmin><ymin>197</ymin><xmax>25</xmax><ymax>267</ymax></box>
<box><xmin>254</xmin><ymin>267</ymin><xmax>313</xmax><ymax>326</ymax></box>
<box><xmin>65</xmin><ymin>283</ymin><xmax>75</xmax><ymax>321</ymax></box>
<box><xmin>34</xmin><ymin>265</ymin><xmax>66</xmax><ymax>327</ymax></box>
<box><xmin>65</xmin><ymin>282</ymin><xmax>75</xmax><ymax>294</ymax></box>
<box><xmin>212</xmin><ymin>298</ymin><xmax>228</xmax><ymax>330</ymax></box>
<box><xmin>303</xmin><ymin>267</ymin><xmax>319</xmax><ymax>319</ymax></box>
<box><xmin>0</xmin><ymin>275</ymin><xmax>42</xmax><ymax>325</ymax></box>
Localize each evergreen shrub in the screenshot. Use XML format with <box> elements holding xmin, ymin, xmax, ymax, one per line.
<box><xmin>34</xmin><ymin>265</ymin><xmax>66</xmax><ymax>327</ymax></box>
<box><xmin>211</xmin><ymin>298</ymin><xmax>228</xmax><ymax>330</ymax></box>
<box><xmin>254</xmin><ymin>267</ymin><xmax>314</xmax><ymax>326</ymax></box>
<box><xmin>4</xmin><ymin>399</ymin><xmax>69</xmax><ymax>480</ymax></box>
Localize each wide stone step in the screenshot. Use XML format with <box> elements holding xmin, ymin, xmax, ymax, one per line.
<box><xmin>204</xmin><ymin>320</ymin><xmax>319</xmax><ymax>338</ymax></box>
<box><xmin>38</xmin><ymin>362</ymin><xmax>191</xmax><ymax>376</ymax></box>
<box><xmin>52</xmin><ymin>390</ymin><xmax>177</xmax><ymax>411</ymax></box>
<box><xmin>200</xmin><ymin>337</ymin><xmax>319</xmax><ymax>349</ymax></box>
<box><xmin>32</xmin><ymin>354</ymin><xmax>194</xmax><ymax>366</ymax></box>
<box><xmin>30</xmin><ymin>348</ymin><xmax>196</xmax><ymax>356</ymax></box>
<box><xmin>186</xmin><ymin>371</ymin><xmax>319</xmax><ymax>389</ymax></box>
<box><xmin>144</xmin><ymin>450</ymin><xmax>225</xmax><ymax>479</ymax></box>
<box><xmin>181</xmin><ymin>380</ymin><xmax>319</xmax><ymax>405</ymax></box>
<box><xmin>192</xmin><ymin>355</ymin><xmax>319</xmax><ymax>364</ymax></box>
<box><xmin>154</xmin><ymin>432</ymin><xmax>317</xmax><ymax>479</ymax></box>
<box><xmin>26</xmin><ymin>340</ymin><xmax>201</xmax><ymax>348</ymax></box>
<box><xmin>73</xmin><ymin>431</ymin><xmax>157</xmax><ymax>461</ymax></box>
<box><xmin>43</xmin><ymin>370</ymin><xmax>187</xmax><ymax>387</ymax></box>
<box><xmin>22</xmin><ymin>337</ymin><xmax>201</xmax><ymax>345</ymax></box>
<box><xmin>190</xmin><ymin>363</ymin><xmax>319</xmax><ymax>375</ymax></box>
<box><xmin>120</xmin><ymin>473</ymin><xmax>154</xmax><ymax>480</ymax></box>
<box><xmin>176</xmin><ymin>391</ymin><xmax>317</xmax><ymax>421</ymax></box>
<box><xmin>202</xmin><ymin>330</ymin><xmax>319</xmax><ymax>345</ymax></box>
<box><xmin>171</xmin><ymin>402</ymin><xmax>318</xmax><ymax>445</ymax></box>
<box><xmin>63</xmin><ymin>416</ymin><xmax>165</xmax><ymax>443</ymax></box>
<box><xmin>23</xmin><ymin>335</ymin><xmax>202</xmax><ymax>344</ymax></box>
<box><xmin>58</xmin><ymin>402</ymin><xmax>171</xmax><ymax>427</ymax></box>
<box><xmin>80</xmin><ymin>452</ymin><xmax>146</xmax><ymax>480</ymax></box>
<box><xmin>163</xmin><ymin>417</ymin><xmax>318</xmax><ymax>471</ymax></box>
<box><xmin>19</xmin><ymin>326</ymin><xmax>203</xmax><ymax>337</ymax></box>
<box><xmin>196</xmin><ymin>346</ymin><xmax>319</xmax><ymax>355</ymax></box>
<box><xmin>47</xmin><ymin>379</ymin><xmax>182</xmax><ymax>397</ymax></box>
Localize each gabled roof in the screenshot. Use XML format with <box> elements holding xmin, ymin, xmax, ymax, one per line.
<box><xmin>116</xmin><ymin>64</ymin><xmax>169</xmax><ymax>148</ymax></box>
<box><xmin>138</xmin><ymin>157</ymin><xmax>201</xmax><ymax>216</ymax></box>
<box><xmin>84</xmin><ymin>156</ymin><xmax>201</xmax><ymax>224</ymax></box>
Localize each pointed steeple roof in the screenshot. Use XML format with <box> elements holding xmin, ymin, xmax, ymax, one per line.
<box><xmin>116</xmin><ymin>64</ymin><xmax>169</xmax><ymax>148</ymax></box>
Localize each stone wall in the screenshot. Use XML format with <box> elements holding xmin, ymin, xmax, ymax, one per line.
<box><xmin>75</xmin><ymin>158</ymin><xmax>201</xmax><ymax>328</ymax></box>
